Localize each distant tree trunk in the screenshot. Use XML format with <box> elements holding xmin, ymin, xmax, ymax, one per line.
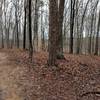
<box><xmin>48</xmin><ymin>0</ymin><xmax>59</xmax><ymax>66</ymax></box>
<box><xmin>6</xmin><ymin>10</ymin><xmax>12</xmax><ymax>49</ymax></box>
<box><xmin>77</xmin><ymin>0</ymin><xmax>90</xmax><ymax>54</ymax></box>
<box><xmin>88</xmin><ymin>1</ymin><xmax>92</xmax><ymax>54</ymax></box>
<box><xmin>0</xmin><ymin>0</ymin><xmax>4</xmax><ymax>48</ymax></box>
<box><xmin>41</xmin><ymin>31</ymin><xmax>45</xmax><ymax>51</ymax></box>
<box><xmin>92</xmin><ymin>10</ymin><xmax>97</xmax><ymax>53</ymax></box>
<box><xmin>11</xmin><ymin>24</ymin><xmax>16</xmax><ymax>48</ymax></box>
<box><xmin>15</xmin><ymin>9</ymin><xmax>19</xmax><ymax>48</ymax></box>
<box><xmin>56</xmin><ymin>0</ymin><xmax>65</xmax><ymax>59</ymax></box>
<box><xmin>75</xmin><ymin>0</ymin><xmax>80</xmax><ymax>54</ymax></box>
<box><xmin>23</xmin><ymin>3</ymin><xmax>27</xmax><ymax>50</ymax></box>
<box><xmin>6</xmin><ymin>28</ymin><xmax>10</xmax><ymax>48</ymax></box>
<box><xmin>41</xmin><ymin>9</ymin><xmax>45</xmax><ymax>51</ymax></box>
<box><xmin>1</xmin><ymin>28</ymin><xmax>4</xmax><ymax>48</ymax></box>
<box><xmin>4</xmin><ymin>0</ymin><xmax>6</xmax><ymax>48</ymax></box>
<box><xmin>88</xmin><ymin>0</ymin><xmax>99</xmax><ymax>54</ymax></box>
<box><xmin>94</xmin><ymin>11</ymin><xmax>100</xmax><ymax>55</ymax></box>
<box><xmin>28</xmin><ymin>0</ymin><xmax>33</xmax><ymax>61</ymax></box>
<box><xmin>33</xmin><ymin>0</ymin><xmax>39</xmax><ymax>52</ymax></box>
<box><xmin>69</xmin><ymin>0</ymin><xmax>75</xmax><ymax>54</ymax></box>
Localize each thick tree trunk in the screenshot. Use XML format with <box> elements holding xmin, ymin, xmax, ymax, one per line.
<box><xmin>48</xmin><ymin>0</ymin><xmax>59</xmax><ymax>66</ymax></box>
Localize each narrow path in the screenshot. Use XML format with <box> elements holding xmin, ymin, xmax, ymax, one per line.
<box><xmin>0</xmin><ymin>52</ymin><xmax>23</xmax><ymax>100</ymax></box>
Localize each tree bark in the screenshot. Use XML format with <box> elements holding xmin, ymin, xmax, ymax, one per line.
<box><xmin>69</xmin><ymin>0</ymin><xmax>75</xmax><ymax>54</ymax></box>
<box><xmin>23</xmin><ymin>2</ymin><xmax>27</xmax><ymax>50</ymax></box>
<box><xmin>28</xmin><ymin>0</ymin><xmax>33</xmax><ymax>61</ymax></box>
<box><xmin>48</xmin><ymin>0</ymin><xmax>59</xmax><ymax>66</ymax></box>
<box><xmin>57</xmin><ymin>0</ymin><xmax>65</xmax><ymax>57</ymax></box>
<box><xmin>94</xmin><ymin>11</ymin><xmax>100</xmax><ymax>55</ymax></box>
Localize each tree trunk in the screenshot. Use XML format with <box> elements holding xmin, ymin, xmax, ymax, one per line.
<box><xmin>94</xmin><ymin>11</ymin><xmax>100</xmax><ymax>55</ymax></box>
<box><xmin>15</xmin><ymin>9</ymin><xmax>19</xmax><ymax>48</ymax></box>
<box><xmin>57</xmin><ymin>0</ymin><xmax>65</xmax><ymax>58</ymax></box>
<box><xmin>48</xmin><ymin>0</ymin><xmax>59</xmax><ymax>66</ymax></box>
<box><xmin>33</xmin><ymin>0</ymin><xmax>39</xmax><ymax>52</ymax></box>
<box><xmin>28</xmin><ymin>0</ymin><xmax>33</xmax><ymax>61</ymax></box>
<box><xmin>69</xmin><ymin>0</ymin><xmax>75</xmax><ymax>54</ymax></box>
<box><xmin>23</xmin><ymin>4</ymin><xmax>27</xmax><ymax>50</ymax></box>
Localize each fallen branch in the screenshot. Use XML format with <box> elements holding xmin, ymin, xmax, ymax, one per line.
<box><xmin>80</xmin><ymin>91</ymin><xmax>100</xmax><ymax>97</ymax></box>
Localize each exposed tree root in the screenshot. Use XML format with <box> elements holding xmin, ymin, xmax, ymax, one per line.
<box><xmin>56</xmin><ymin>53</ymin><xmax>66</xmax><ymax>60</ymax></box>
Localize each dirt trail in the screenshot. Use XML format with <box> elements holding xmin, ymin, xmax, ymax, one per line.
<box><xmin>0</xmin><ymin>52</ymin><xmax>23</xmax><ymax>100</ymax></box>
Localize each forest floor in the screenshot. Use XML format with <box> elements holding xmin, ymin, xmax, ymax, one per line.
<box><xmin>0</xmin><ymin>49</ymin><xmax>100</xmax><ymax>100</ymax></box>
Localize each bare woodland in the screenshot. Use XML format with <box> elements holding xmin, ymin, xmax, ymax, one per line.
<box><xmin>0</xmin><ymin>0</ymin><xmax>100</xmax><ymax>100</ymax></box>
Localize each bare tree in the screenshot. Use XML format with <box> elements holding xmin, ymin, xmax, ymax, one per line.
<box><xmin>28</xmin><ymin>0</ymin><xmax>33</xmax><ymax>61</ymax></box>
<box><xmin>69</xmin><ymin>0</ymin><xmax>75</xmax><ymax>54</ymax></box>
<box><xmin>94</xmin><ymin>10</ymin><xmax>100</xmax><ymax>55</ymax></box>
<box><xmin>23</xmin><ymin>0</ymin><xmax>27</xmax><ymax>49</ymax></box>
<box><xmin>56</xmin><ymin>0</ymin><xmax>65</xmax><ymax>58</ymax></box>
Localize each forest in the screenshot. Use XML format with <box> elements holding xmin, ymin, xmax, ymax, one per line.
<box><xmin>0</xmin><ymin>0</ymin><xmax>100</xmax><ymax>100</ymax></box>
